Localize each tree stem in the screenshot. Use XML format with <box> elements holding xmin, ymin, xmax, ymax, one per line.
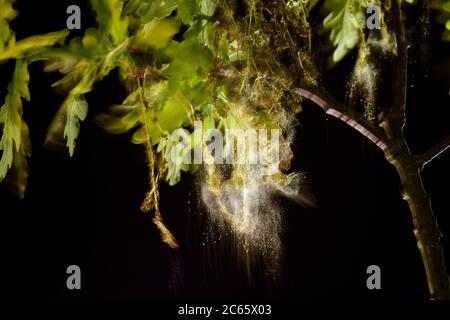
<box><xmin>295</xmin><ymin>83</ymin><xmax>450</xmax><ymax>298</ymax></box>
<box><xmin>384</xmin><ymin>142</ymin><xmax>450</xmax><ymax>299</ymax></box>
<box><xmin>387</xmin><ymin>0</ymin><xmax>450</xmax><ymax>299</ymax></box>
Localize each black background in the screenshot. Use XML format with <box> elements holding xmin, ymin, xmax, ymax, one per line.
<box><xmin>0</xmin><ymin>0</ymin><xmax>449</xmax><ymax>302</ymax></box>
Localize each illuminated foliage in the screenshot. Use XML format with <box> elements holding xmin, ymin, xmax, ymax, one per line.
<box><xmin>0</xmin><ymin>0</ymin><xmax>313</xmax><ymax>249</ymax></box>
<box><xmin>1</xmin><ymin>0</ymin><xmax>450</xmax><ymax>298</ymax></box>
<box><xmin>322</xmin><ymin>0</ymin><xmax>365</xmax><ymax>64</ymax></box>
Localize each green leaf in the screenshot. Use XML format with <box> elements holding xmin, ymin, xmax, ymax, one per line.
<box><xmin>163</xmin><ymin>59</ymin><xmax>202</xmax><ymax>90</ymax></box>
<box><xmin>91</xmin><ymin>0</ymin><xmax>129</xmax><ymax>45</ymax></box>
<box><xmin>199</xmin><ymin>0</ymin><xmax>216</xmax><ymax>17</ymax></box>
<box><xmin>0</xmin><ymin>59</ymin><xmax>31</xmax><ymax>197</ymax></box>
<box><xmin>163</xmin><ymin>34</ymin><xmax>212</xmax><ymax>88</ymax></box>
<box><xmin>124</xmin><ymin>0</ymin><xmax>179</xmax><ymax>23</ymax></box>
<box><xmin>0</xmin><ymin>0</ymin><xmax>17</xmax><ymax>51</ymax></box>
<box><xmin>151</xmin><ymin>0</ymin><xmax>179</xmax><ymax>20</ymax></box>
<box><xmin>45</xmin><ymin>35</ymin><xmax>130</xmax><ymax>155</ymax></box>
<box><xmin>123</xmin><ymin>0</ymin><xmax>141</xmax><ymax>15</ymax></box>
<box><xmin>135</xmin><ymin>17</ymin><xmax>181</xmax><ymax>49</ymax></box>
<box><xmin>147</xmin><ymin>92</ymin><xmax>190</xmax><ymax>145</ymax></box>
<box><xmin>177</xmin><ymin>0</ymin><xmax>198</xmax><ymax>25</ymax></box>
<box><xmin>157</xmin><ymin>93</ymin><xmax>189</xmax><ymax>132</ymax></box>
<box><xmin>44</xmin><ymin>60</ymin><xmax>97</xmax><ymax>155</ymax></box>
<box><xmin>143</xmin><ymin>81</ymin><xmax>169</xmax><ymax>106</ymax></box>
<box><xmin>187</xmin><ymin>82</ymin><xmax>210</xmax><ymax>109</ymax></box>
<box><xmin>95</xmin><ymin>104</ymin><xmax>142</xmax><ymax>134</ymax></box>
<box><xmin>50</xmin><ymin>60</ymin><xmax>95</xmax><ymax>91</ymax></box>
<box><xmin>157</xmin><ymin>130</ymin><xmax>191</xmax><ymax>185</ymax></box>
<box><xmin>129</xmin><ymin>91</ymin><xmax>189</xmax><ymax>146</ymax></box>
<box><xmin>63</xmin><ymin>94</ymin><xmax>88</xmax><ymax>156</ymax></box>
<box><xmin>8</xmin><ymin>122</ymin><xmax>31</xmax><ymax>198</ymax></box>
<box><xmin>323</xmin><ymin>0</ymin><xmax>364</xmax><ymax>65</ymax></box>
<box><xmin>0</xmin><ymin>30</ymin><xmax>69</xmax><ymax>62</ymax></box>
<box><xmin>202</xmin><ymin>105</ymin><xmax>215</xmax><ymax>130</ymax></box>
<box><xmin>137</xmin><ymin>0</ymin><xmax>161</xmax><ymax>17</ymax></box>
<box><xmin>308</xmin><ymin>0</ymin><xmax>319</xmax><ymax>12</ymax></box>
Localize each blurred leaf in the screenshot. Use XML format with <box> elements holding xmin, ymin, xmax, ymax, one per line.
<box><xmin>135</xmin><ymin>17</ymin><xmax>181</xmax><ymax>49</ymax></box>
<box><xmin>124</xmin><ymin>0</ymin><xmax>178</xmax><ymax>22</ymax></box>
<box><xmin>177</xmin><ymin>0</ymin><xmax>197</xmax><ymax>25</ymax></box>
<box><xmin>123</xmin><ymin>0</ymin><xmax>141</xmax><ymax>15</ymax></box>
<box><xmin>0</xmin><ymin>30</ymin><xmax>69</xmax><ymax>61</ymax></box>
<box><xmin>82</xmin><ymin>28</ymin><xmax>102</xmax><ymax>50</ymax></box>
<box><xmin>308</xmin><ymin>0</ymin><xmax>319</xmax><ymax>11</ymax></box>
<box><xmin>163</xmin><ymin>34</ymin><xmax>212</xmax><ymax>89</ymax></box>
<box><xmin>156</xmin><ymin>93</ymin><xmax>188</xmax><ymax>133</ymax></box>
<box><xmin>199</xmin><ymin>0</ymin><xmax>216</xmax><ymax>16</ymax></box>
<box><xmin>322</xmin><ymin>0</ymin><xmax>364</xmax><ymax>65</ymax></box>
<box><xmin>151</xmin><ymin>0</ymin><xmax>179</xmax><ymax>20</ymax></box>
<box><xmin>45</xmin><ymin>32</ymin><xmax>130</xmax><ymax>155</ymax></box>
<box><xmin>433</xmin><ymin>1</ymin><xmax>450</xmax><ymax>41</ymax></box>
<box><xmin>95</xmin><ymin>104</ymin><xmax>142</xmax><ymax>134</ymax></box>
<box><xmin>46</xmin><ymin>59</ymin><xmax>108</xmax><ymax>155</ymax></box>
<box><xmin>0</xmin><ymin>0</ymin><xmax>17</xmax><ymax>51</ymax></box>
<box><xmin>46</xmin><ymin>82</ymin><xmax>89</xmax><ymax>155</ymax></box>
<box><xmin>3</xmin><ymin>122</ymin><xmax>31</xmax><ymax>198</ymax></box>
<box><xmin>157</xmin><ymin>129</ymin><xmax>191</xmax><ymax>185</ymax></box>
<box><xmin>144</xmin><ymin>92</ymin><xmax>189</xmax><ymax>145</ymax></box>
<box><xmin>91</xmin><ymin>0</ymin><xmax>129</xmax><ymax>45</ymax></box>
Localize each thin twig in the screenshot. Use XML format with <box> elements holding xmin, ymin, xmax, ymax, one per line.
<box><xmin>418</xmin><ymin>134</ymin><xmax>450</xmax><ymax>169</ymax></box>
